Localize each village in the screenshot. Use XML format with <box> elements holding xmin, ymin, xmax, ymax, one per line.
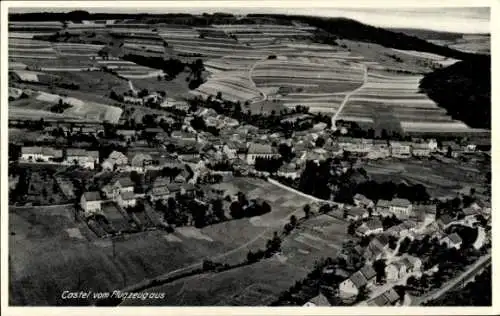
<box><xmin>8</xmin><ymin>88</ymin><xmax>492</xmax><ymax>306</ymax></box>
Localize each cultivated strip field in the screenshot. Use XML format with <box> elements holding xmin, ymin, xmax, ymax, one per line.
<box><xmin>336</xmin><ymin>63</ymin><xmax>482</xmax><ymax>133</ymax></box>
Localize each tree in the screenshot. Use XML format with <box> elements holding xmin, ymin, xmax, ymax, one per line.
<box><xmin>303</xmin><ymin>204</ymin><xmax>311</xmax><ymax>219</ymax></box>
<box><xmin>315</xmin><ymin>136</ymin><xmax>325</xmax><ymax>148</ymax></box>
<box><xmin>347</xmin><ymin>222</ymin><xmax>356</xmax><ymax>235</ymax></box>
<box><xmin>211</xmin><ymin>198</ymin><xmax>225</xmax><ymax>221</ymax></box>
<box><xmin>230</xmin><ymin>201</ymin><xmax>244</xmax><ymax>219</ymax></box>
<box><xmin>289</xmin><ymin>215</ymin><xmax>297</xmax><ymax>227</ymax></box>
<box><xmin>373</xmin><ymin>259</ymin><xmax>387</xmax><ymax>284</ymax></box>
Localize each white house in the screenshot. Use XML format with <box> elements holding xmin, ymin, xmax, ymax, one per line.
<box><xmin>385</xmin><ymin>261</ymin><xmax>408</xmax><ymax>281</ymax></box>
<box><xmin>411</xmin><ymin>143</ymin><xmax>431</xmax><ymax>157</ymax></box>
<box><xmin>21</xmin><ymin>146</ymin><xmax>63</xmax><ymax>162</ymax></box>
<box><xmin>117</xmin><ymin>191</ymin><xmax>137</xmax><ymax>208</ymax></box>
<box><xmin>389</xmin><ymin>198</ymin><xmax>413</xmax><ymax>219</ymax></box>
<box><xmin>80</xmin><ymin>191</ymin><xmax>102</xmax><ymax>214</ymax></box>
<box><xmin>390</xmin><ymin>142</ymin><xmax>411</xmax><ymax>158</ymax></box>
<box><xmin>66</xmin><ymin>149</ymin><xmax>99</xmax><ymax>169</ymax></box>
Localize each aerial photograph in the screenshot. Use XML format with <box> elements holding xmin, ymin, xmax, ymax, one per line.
<box><xmin>6</xmin><ymin>4</ymin><xmax>491</xmax><ymax>308</ymax></box>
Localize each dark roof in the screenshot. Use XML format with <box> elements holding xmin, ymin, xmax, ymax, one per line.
<box><xmin>391</xmin><ymin>198</ymin><xmax>411</xmax><ymax>207</ymax></box>
<box><xmin>371</xmin><ymin>293</ymin><xmax>390</xmax><ymax>306</ymax></box>
<box><xmin>83</xmin><ymin>191</ymin><xmax>101</xmax><ymax>201</ymax></box>
<box><xmin>349</xmin><ymin>271</ymin><xmax>368</xmax><ymax>288</ymax></box>
<box><xmin>347</xmin><ymin>207</ymin><xmax>366</xmax><ymax>217</ymax></box>
<box><xmin>384</xmin><ymin>288</ymin><xmax>400</xmax><ymax>304</ymax></box>
<box><xmin>308</xmin><ymin>293</ymin><xmax>331</xmax><ymax>306</ymax></box>
<box><xmin>359</xmin><ymin>264</ymin><xmax>376</xmax><ymax>280</ymax></box>
<box><xmin>116</xmin><ymin>177</ymin><xmax>134</xmax><ymax>188</ymax></box>
<box><xmin>447</xmin><ymin>232</ymin><xmax>463</xmax><ymax>244</ymax></box>
<box><xmin>120</xmin><ymin>191</ymin><xmax>136</xmax><ymax>200</ymax></box>
<box><xmin>366</xmin><ymin>219</ymin><xmax>383</xmax><ymax>230</ymax></box>
<box><xmin>438</xmin><ymin>214</ymin><xmax>455</xmax><ymax>225</ymax></box>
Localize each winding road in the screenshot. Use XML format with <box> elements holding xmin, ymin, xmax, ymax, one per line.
<box><xmin>331</xmin><ymin>63</ymin><xmax>368</xmax><ymax>130</ymax></box>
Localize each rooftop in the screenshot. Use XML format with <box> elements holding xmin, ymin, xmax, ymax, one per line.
<box><xmin>83</xmin><ymin>191</ymin><xmax>101</xmax><ymax>201</ymax></box>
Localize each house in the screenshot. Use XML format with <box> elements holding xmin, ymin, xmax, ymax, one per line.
<box><xmin>117</xmin><ymin>191</ymin><xmax>136</xmax><ymax>208</ymax></box>
<box><xmin>345</xmin><ymin>207</ymin><xmax>368</xmax><ymax>221</ymax></box>
<box><xmin>116</xmin><ymin>129</ymin><xmax>136</xmax><ymax>140</ymax></box>
<box><xmin>400</xmin><ymin>220</ymin><xmax>418</xmax><ymax>232</ymax></box>
<box><xmin>427</xmin><ymin>139</ymin><xmax>439</xmax><ymax>152</ymax></box>
<box><xmin>102</xmin><ymin>151</ymin><xmax>128</xmax><ymax>171</ymax></box>
<box><xmin>390</xmin><ymin>141</ymin><xmax>411</xmax><ymax>158</ymax></box>
<box><xmin>245</xmin><ymin>142</ymin><xmax>279</xmax><ymax>165</ymax></box>
<box><xmin>385</xmin><ymin>260</ymin><xmax>409</xmax><ymax>281</ymax></box>
<box><xmin>411</xmin><ymin>204</ymin><xmax>436</xmax><ymax>224</ymax></box>
<box><xmin>402</xmin><ymin>255</ymin><xmax>423</xmax><ymax>273</ymax></box>
<box><xmin>369</xmin><ymin>288</ymin><xmax>400</xmax><ymax>306</ymax></box>
<box><xmin>411</xmin><ymin>143</ymin><xmax>431</xmax><ymax>157</ymax></box>
<box><xmin>339</xmin><ymin>138</ymin><xmax>374</xmax><ymax>153</ymax></box>
<box><xmin>365</xmin><ymin>219</ymin><xmax>383</xmax><ymax>234</ymax></box>
<box><xmin>80</xmin><ymin>191</ymin><xmax>102</xmax><ymax>214</ymax></box>
<box><xmin>339</xmin><ymin>265</ymin><xmax>376</xmax><ymax>299</ymax></box>
<box><xmin>303</xmin><ymin>293</ymin><xmax>331</xmax><ymax>307</ymax></box>
<box><xmin>181</xmin><ymin>183</ymin><xmax>196</xmax><ymax>197</ymax></box>
<box><xmin>375</xmin><ymin>199</ymin><xmax>392</xmax><ymax>217</ymax></box>
<box><xmin>171</xmin><ymin>130</ymin><xmax>197</xmax><ymax>142</ymax></box>
<box><xmin>364</xmin><ymin>235</ymin><xmax>391</xmax><ymax>261</ymax></box>
<box><xmin>353</xmin><ymin>194</ymin><xmax>374</xmax><ymax>209</ymax></box>
<box><xmin>437</xmin><ymin>214</ymin><xmax>456</xmax><ymax>230</ymax></box>
<box><xmin>129</xmin><ymin>153</ymin><xmax>154</xmax><ymax>172</ymax></box>
<box><xmin>389</xmin><ymin>198</ymin><xmax>413</xmax><ymax>219</ymax></box>
<box><xmin>366</xmin><ymin>140</ymin><xmax>391</xmax><ymax>160</ymax></box>
<box><xmin>440</xmin><ymin>232</ymin><xmax>463</xmax><ymax>249</ymax></box>
<box><xmin>65</xmin><ymin>149</ymin><xmax>99</xmax><ymax>169</ymax></box>
<box><xmin>385</xmin><ymin>224</ymin><xmax>407</xmax><ymax>238</ymax></box>
<box><xmin>277</xmin><ymin>163</ymin><xmax>300</xmax><ymax>179</ymax></box>
<box><xmin>110</xmin><ymin>177</ymin><xmax>135</xmax><ymax>200</ymax></box>
<box><xmin>21</xmin><ymin>146</ymin><xmax>63</xmax><ymax>162</ymax></box>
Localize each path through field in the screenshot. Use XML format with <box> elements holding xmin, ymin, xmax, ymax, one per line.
<box><xmin>331</xmin><ymin>63</ymin><xmax>368</xmax><ymax>129</ymax></box>
<box><xmin>248</xmin><ymin>58</ymin><xmax>270</xmax><ymax>103</ymax></box>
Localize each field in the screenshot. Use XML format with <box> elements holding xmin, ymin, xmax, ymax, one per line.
<box><xmin>336</xmin><ymin>64</ymin><xmax>485</xmax><ymax>134</ymax></box>
<box><xmin>364</xmin><ymin>157</ymin><xmax>489</xmax><ymax>198</ymax></box>
<box><xmin>9</xmin><ymin>177</ymin><xmax>318</xmax><ymax>305</ymax></box>
<box><xmin>9</xmin><ymin>90</ymin><xmax>123</xmax><ymax>123</ymax></box>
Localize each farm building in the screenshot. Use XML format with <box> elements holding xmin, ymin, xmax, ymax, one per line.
<box><xmin>386</xmin><ymin>198</ymin><xmax>413</xmax><ymax>219</ymax></box>
<box><xmin>437</xmin><ymin>214</ymin><xmax>456</xmax><ymax>230</ymax></box>
<box><xmin>65</xmin><ymin>148</ymin><xmax>99</xmax><ymax>169</ymax></box>
<box><xmin>356</xmin><ymin>219</ymin><xmax>383</xmax><ymax>237</ymax></box>
<box><xmin>80</xmin><ymin>191</ymin><xmax>103</xmax><ymax>215</ymax></box>
<box><xmin>277</xmin><ymin>163</ymin><xmax>300</xmax><ymax>179</ymax></box>
<box><xmin>21</xmin><ymin>146</ymin><xmax>63</xmax><ymax>162</ymax></box>
<box><xmin>108</xmin><ymin>177</ymin><xmax>135</xmax><ymax>200</ymax></box>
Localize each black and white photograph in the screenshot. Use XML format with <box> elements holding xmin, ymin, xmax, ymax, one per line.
<box><xmin>1</xmin><ymin>0</ymin><xmax>495</xmax><ymax>312</ymax></box>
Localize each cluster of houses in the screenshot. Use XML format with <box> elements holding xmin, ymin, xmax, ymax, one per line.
<box><xmin>21</xmin><ymin>146</ymin><xmax>100</xmax><ymax>169</ymax></box>
<box><xmin>334</xmin><ymin>190</ymin><xmax>491</xmax><ymax>304</ymax></box>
